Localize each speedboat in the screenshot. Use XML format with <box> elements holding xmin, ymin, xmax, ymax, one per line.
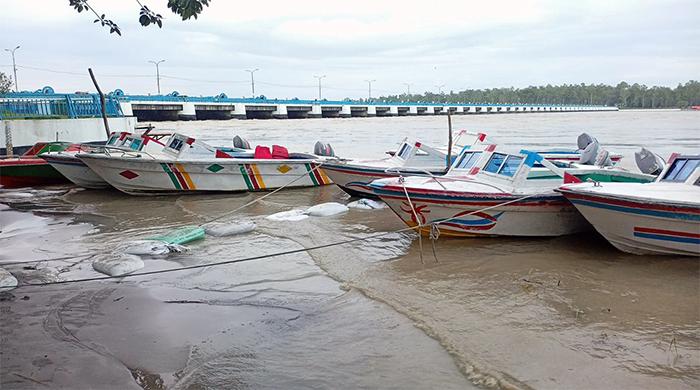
<box><xmin>321</xmin><ymin>132</ymin><xmax>492</xmax><ymax>197</ymax></box>
<box><xmin>369</xmin><ymin>146</ymin><xmax>655</xmax><ymax>237</ymax></box>
<box><xmin>77</xmin><ymin>133</ymin><xmax>334</xmax><ymax>195</ymax></box>
<box><xmin>557</xmin><ymin>154</ymin><xmax>699</xmax><ymax>256</ymax></box>
<box><xmin>322</xmin><ymin>132</ymin><xmax>621</xmax><ymax>198</ymax></box>
<box><xmin>40</xmin><ymin>131</ymin><xmax>173</xmax><ymax>189</ymax></box>
<box><xmin>0</xmin><ymin>142</ymin><xmax>72</xmax><ymax>188</ymax></box>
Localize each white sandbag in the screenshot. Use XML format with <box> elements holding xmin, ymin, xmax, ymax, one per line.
<box><xmin>92</xmin><ymin>254</ymin><xmax>144</xmax><ymax>277</ymax></box>
<box><xmin>306</xmin><ymin>202</ymin><xmax>349</xmax><ymax>217</ymax></box>
<box><xmin>120</xmin><ymin>240</ymin><xmax>188</xmax><ymax>256</ymax></box>
<box><xmin>347</xmin><ymin>198</ymin><xmax>387</xmax><ymax>210</ymax></box>
<box><xmin>266</xmin><ymin>209</ymin><xmax>309</xmax><ymax>222</ymax></box>
<box><xmin>0</xmin><ymin>268</ymin><xmax>18</xmax><ymax>290</ymax></box>
<box><xmin>205</xmin><ymin>221</ymin><xmax>256</xmax><ymax>237</ymax></box>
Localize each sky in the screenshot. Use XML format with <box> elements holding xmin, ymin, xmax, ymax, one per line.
<box><xmin>1</xmin><ymin>0</ymin><xmax>698</xmax><ymax>99</ymax></box>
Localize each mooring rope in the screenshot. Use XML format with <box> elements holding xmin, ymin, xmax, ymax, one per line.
<box><xmin>9</xmin><ymin>191</ymin><xmax>547</xmax><ymax>289</ymax></box>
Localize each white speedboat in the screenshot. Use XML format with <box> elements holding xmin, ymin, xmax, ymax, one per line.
<box><xmin>40</xmin><ymin>131</ymin><xmax>172</xmax><ymax>189</ymax></box>
<box><xmin>77</xmin><ymin>133</ymin><xmax>333</xmax><ymax>195</ymax></box>
<box><xmin>369</xmin><ymin>147</ymin><xmax>655</xmax><ymax>237</ymax></box>
<box><xmin>557</xmin><ymin>154</ymin><xmax>699</xmax><ymax>256</ymax></box>
<box><xmin>321</xmin><ymin>132</ymin><xmax>492</xmax><ymax>197</ymax></box>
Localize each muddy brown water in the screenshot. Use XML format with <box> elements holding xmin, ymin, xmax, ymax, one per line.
<box><xmin>1</xmin><ymin>110</ymin><xmax>698</xmax><ymax>389</ymax></box>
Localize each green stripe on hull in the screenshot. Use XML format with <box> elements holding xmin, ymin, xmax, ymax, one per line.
<box><xmin>160</xmin><ymin>163</ymin><xmax>182</xmax><ymax>190</ymax></box>
<box><xmin>305</xmin><ymin>163</ymin><xmax>319</xmax><ymax>186</ymax></box>
<box><xmin>239</xmin><ymin>165</ymin><xmax>254</xmax><ymax>191</ymax></box>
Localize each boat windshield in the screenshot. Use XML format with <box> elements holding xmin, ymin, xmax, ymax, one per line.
<box><xmin>454</xmin><ymin>151</ymin><xmax>482</xmax><ymax>169</ymax></box>
<box><xmin>662</xmin><ymin>157</ymin><xmax>700</xmax><ymax>182</ymax></box>
<box><xmin>397</xmin><ymin>143</ymin><xmax>412</xmax><ymax>159</ymax></box>
<box><xmin>483</xmin><ymin>153</ymin><xmax>524</xmax><ymax>177</ymax></box>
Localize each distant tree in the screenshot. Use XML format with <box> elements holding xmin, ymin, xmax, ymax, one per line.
<box><xmin>0</xmin><ymin>72</ymin><xmax>13</xmax><ymax>94</ymax></box>
<box><xmin>378</xmin><ymin>81</ymin><xmax>700</xmax><ymax>109</ymax></box>
<box><xmin>68</xmin><ymin>0</ymin><xmax>211</xmax><ymax>36</ymax></box>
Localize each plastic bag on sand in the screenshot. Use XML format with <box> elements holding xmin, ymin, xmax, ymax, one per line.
<box><xmin>0</xmin><ymin>268</ymin><xmax>18</xmax><ymax>290</ymax></box>
<box><xmin>205</xmin><ymin>221</ymin><xmax>256</xmax><ymax>237</ymax></box>
<box><xmin>121</xmin><ymin>240</ymin><xmax>188</xmax><ymax>256</ymax></box>
<box><xmin>92</xmin><ymin>254</ymin><xmax>144</xmax><ymax>277</ymax></box>
<box><xmin>306</xmin><ymin>202</ymin><xmax>349</xmax><ymax>217</ymax></box>
<box><xmin>266</xmin><ymin>209</ymin><xmax>309</xmax><ymax>222</ymax></box>
<box><xmin>347</xmin><ymin>199</ymin><xmax>387</xmax><ymax>210</ymax></box>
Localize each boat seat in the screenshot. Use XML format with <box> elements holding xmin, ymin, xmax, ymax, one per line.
<box><xmin>272</xmin><ymin>145</ymin><xmax>289</xmax><ymax>159</ymax></box>
<box><xmin>254</xmin><ymin>145</ymin><xmax>273</xmax><ymax>159</ymax></box>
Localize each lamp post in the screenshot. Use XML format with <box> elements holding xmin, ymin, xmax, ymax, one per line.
<box><xmin>365</xmin><ymin>79</ymin><xmax>376</xmax><ymax>101</ymax></box>
<box><xmin>403</xmin><ymin>82</ymin><xmax>412</xmax><ymax>95</ymax></box>
<box><xmin>148</xmin><ymin>59</ymin><xmax>165</xmax><ymax>94</ymax></box>
<box><xmin>435</xmin><ymin>84</ymin><xmax>445</xmax><ymax>94</ymax></box>
<box><xmin>313</xmin><ymin>75</ymin><xmax>326</xmax><ymax>100</ymax></box>
<box><xmin>4</xmin><ymin>45</ymin><xmax>20</xmax><ymax>92</ymax></box>
<box><xmin>245</xmin><ymin>68</ymin><xmax>259</xmax><ymax>97</ymax></box>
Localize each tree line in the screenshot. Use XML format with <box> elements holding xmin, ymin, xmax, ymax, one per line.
<box><xmin>378</xmin><ymin>80</ymin><xmax>700</xmax><ymax>108</ymax></box>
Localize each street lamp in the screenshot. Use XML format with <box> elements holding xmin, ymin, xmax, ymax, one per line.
<box><xmin>4</xmin><ymin>45</ymin><xmax>20</xmax><ymax>92</ymax></box>
<box><xmin>245</xmin><ymin>68</ymin><xmax>259</xmax><ymax>97</ymax></box>
<box><xmin>435</xmin><ymin>84</ymin><xmax>445</xmax><ymax>94</ymax></box>
<box><xmin>403</xmin><ymin>82</ymin><xmax>412</xmax><ymax>95</ymax></box>
<box><xmin>313</xmin><ymin>75</ymin><xmax>326</xmax><ymax>100</ymax></box>
<box><xmin>148</xmin><ymin>59</ymin><xmax>165</xmax><ymax>94</ymax></box>
<box><xmin>365</xmin><ymin>79</ymin><xmax>376</xmax><ymax>101</ymax></box>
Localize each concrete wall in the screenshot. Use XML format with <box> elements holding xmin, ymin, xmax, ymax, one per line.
<box><xmin>1</xmin><ymin>116</ymin><xmax>137</xmax><ymax>148</ymax></box>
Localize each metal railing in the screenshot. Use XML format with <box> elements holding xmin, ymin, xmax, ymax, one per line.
<box><xmin>0</xmin><ymin>93</ymin><xmax>123</xmax><ymax>120</ymax></box>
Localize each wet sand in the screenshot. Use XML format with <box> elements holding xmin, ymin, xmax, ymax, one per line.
<box><xmin>1</xmin><ymin>110</ymin><xmax>699</xmax><ymax>389</ymax></box>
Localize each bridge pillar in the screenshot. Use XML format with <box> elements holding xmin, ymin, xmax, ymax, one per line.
<box><xmin>408</xmin><ymin>106</ymin><xmax>418</xmax><ymax>115</ymax></box>
<box><xmin>455</xmin><ymin>106</ymin><xmax>464</xmax><ymax>114</ymax></box>
<box><xmin>340</xmin><ymin>105</ymin><xmax>352</xmax><ymax>118</ymax></box>
<box><xmin>232</xmin><ymin>103</ymin><xmax>247</xmax><ymax>119</ymax></box>
<box><xmin>119</xmin><ymin>102</ymin><xmax>133</xmax><ymax>116</ymax></box>
<box><xmin>366</xmin><ymin>106</ymin><xmax>376</xmax><ymax>117</ymax></box>
<box><xmin>389</xmin><ymin>106</ymin><xmax>399</xmax><ymax>116</ymax></box>
<box><xmin>272</xmin><ymin>104</ymin><xmax>288</xmax><ymax>119</ymax></box>
<box><xmin>309</xmin><ymin>104</ymin><xmax>322</xmax><ymax>118</ymax></box>
<box><xmin>178</xmin><ymin>102</ymin><xmax>197</xmax><ymax>120</ymax></box>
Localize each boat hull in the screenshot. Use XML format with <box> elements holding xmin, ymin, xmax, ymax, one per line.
<box><xmin>322</xmin><ymin>163</ymin><xmax>444</xmax><ymax>198</ymax></box>
<box><xmin>372</xmin><ymin>185</ymin><xmax>589</xmax><ymax>237</ymax></box>
<box><xmin>560</xmin><ymin>190</ymin><xmax>700</xmax><ymax>256</ymax></box>
<box><xmin>78</xmin><ymin>155</ymin><xmax>331</xmax><ymax>195</ymax></box>
<box><xmin>41</xmin><ymin>153</ymin><xmax>109</xmax><ymax>189</ymax></box>
<box><xmin>0</xmin><ymin>159</ymin><xmax>68</xmax><ymax>188</ymax></box>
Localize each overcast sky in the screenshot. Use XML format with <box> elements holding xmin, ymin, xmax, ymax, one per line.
<box><xmin>2</xmin><ymin>0</ymin><xmax>698</xmax><ymax>99</ymax></box>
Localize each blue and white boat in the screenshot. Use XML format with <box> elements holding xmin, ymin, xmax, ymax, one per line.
<box><xmin>557</xmin><ymin>154</ymin><xmax>700</xmax><ymax>256</ymax></box>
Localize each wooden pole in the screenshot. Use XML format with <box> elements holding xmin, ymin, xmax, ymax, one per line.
<box><xmin>446</xmin><ymin>112</ymin><xmax>453</xmax><ymax>171</ymax></box>
<box><xmin>88</xmin><ymin>68</ymin><xmax>111</xmax><ymax>138</ymax></box>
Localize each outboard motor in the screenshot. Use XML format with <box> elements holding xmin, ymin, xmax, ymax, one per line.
<box><xmin>577</xmin><ymin>133</ymin><xmax>595</xmax><ymax>150</ymax></box>
<box><xmin>635</xmin><ymin>147</ymin><xmax>664</xmax><ymax>176</ymax></box>
<box><xmin>595</xmin><ymin>149</ymin><xmax>613</xmax><ymax>167</ymax></box>
<box><xmin>579</xmin><ymin>139</ymin><xmax>599</xmax><ymax>165</ymax></box>
<box><xmin>314</xmin><ymin>141</ymin><xmax>335</xmax><ymax>157</ymax></box>
<box><xmin>233</xmin><ymin>135</ymin><xmax>251</xmax><ymax>150</ymax></box>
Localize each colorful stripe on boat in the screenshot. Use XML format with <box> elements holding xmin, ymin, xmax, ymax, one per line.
<box><xmin>305</xmin><ymin>163</ymin><xmax>331</xmax><ymax>186</ymax></box>
<box><xmin>161</xmin><ymin>163</ymin><xmax>196</xmax><ymax>190</ymax></box>
<box><xmin>239</xmin><ymin>164</ymin><xmax>265</xmax><ymax>190</ymax></box>
<box><xmin>561</xmin><ymin>191</ymin><xmax>700</xmax><ymax>221</ymax></box>
<box><xmin>633</xmin><ymin>227</ymin><xmax>700</xmax><ymax>245</ymax></box>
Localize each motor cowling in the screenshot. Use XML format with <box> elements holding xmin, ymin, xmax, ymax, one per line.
<box><xmin>579</xmin><ymin>139</ymin><xmax>599</xmax><ymax>164</ymax></box>
<box><xmin>635</xmin><ymin>147</ymin><xmax>664</xmax><ymax>175</ymax></box>
<box><xmin>314</xmin><ymin>141</ymin><xmax>335</xmax><ymax>157</ymax></box>
<box><xmin>233</xmin><ymin>135</ymin><xmax>251</xmax><ymax>150</ymax></box>
<box><xmin>577</xmin><ymin>133</ymin><xmax>595</xmax><ymax>150</ymax></box>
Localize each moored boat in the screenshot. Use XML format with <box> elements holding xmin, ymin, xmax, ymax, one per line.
<box><xmin>369</xmin><ymin>147</ymin><xmax>655</xmax><ymax>237</ymax></box>
<box><xmin>40</xmin><ymin>131</ymin><xmax>173</xmax><ymax>189</ymax></box>
<box><xmin>0</xmin><ymin>142</ymin><xmax>72</xmax><ymax>188</ymax></box>
<box><xmin>77</xmin><ymin>133</ymin><xmax>333</xmax><ymax>195</ymax></box>
<box><xmin>557</xmin><ymin>154</ymin><xmax>699</xmax><ymax>255</ymax></box>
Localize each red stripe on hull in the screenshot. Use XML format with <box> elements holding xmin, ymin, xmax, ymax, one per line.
<box><xmin>634</xmin><ymin>227</ymin><xmax>700</xmax><ymax>239</ymax></box>
<box><xmin>167</xmin><ymin>163</ymin><xmax>190</xmax><ymax>190</ymax></box>
<box><xmin>560</xmin><ymin>190</ymin><xmax>700</xmax><ymax>215</ymax></box>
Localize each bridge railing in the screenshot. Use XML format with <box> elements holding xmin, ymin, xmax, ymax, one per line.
<box><xmin>0</xmin><ymin>93</ymin><xmax>123</xmax><ymax>120</ymax></box>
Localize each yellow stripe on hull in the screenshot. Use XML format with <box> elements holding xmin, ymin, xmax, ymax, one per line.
<box><xmin>250</xmin><ymin>164</ymin><xmax>266</xmax><ymax>189</ymax></box>
<box><xmin>175</xmin><ymin>163</ymin><xmax>196</xmax><ymax>190</ymax></box>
